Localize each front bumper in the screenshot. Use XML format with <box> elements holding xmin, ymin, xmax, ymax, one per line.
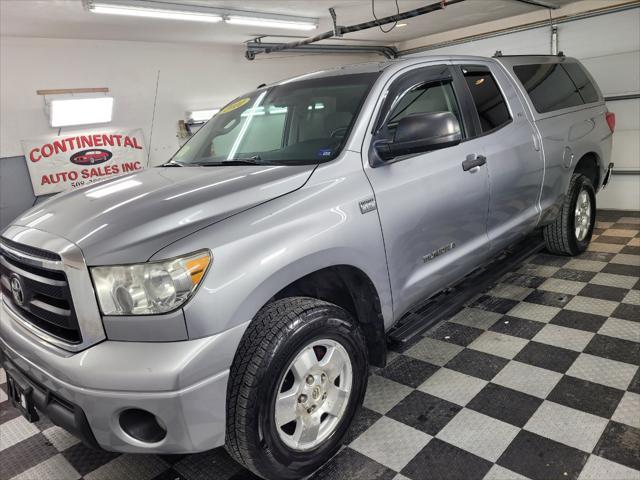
<box><xmin>1</xmin><ymin>352</ymin><xmax>100</xmax><ymax>448</ymax></box>
<box><xmin>0</xmin><ymin>299</ymin><xmax>247</xmax><ymax>453</ymax></box>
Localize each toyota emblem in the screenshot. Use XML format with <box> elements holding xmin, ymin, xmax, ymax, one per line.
<box><xmin>9</xmin><ymin>274</ymin><xmax>25</xmax><ymax>306</ymax></box>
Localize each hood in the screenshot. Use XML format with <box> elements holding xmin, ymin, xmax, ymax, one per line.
<box><xmin>10</xmin><ymin>165</ymin><xmax>315</xmax><ymax>265</ymax></box>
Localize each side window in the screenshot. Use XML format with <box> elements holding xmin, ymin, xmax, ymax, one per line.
<box><xmin>461</xmin><ymin>66</ymin><xmax>511</xmax><ymax>134</ymax></box>
<box><xmin>513</xmin><ymin>63</ymin><xmax>584</xmax><ymax>113</ymax></box>
<box><xmin>562</xmin><ymin>63</ymin><xmax>599</xmax><ymax>104</ymax></box>
<box><xmin>385</xmin><ymin>80</ymin><xmax>464</xmax><ymax>136</ymax></box>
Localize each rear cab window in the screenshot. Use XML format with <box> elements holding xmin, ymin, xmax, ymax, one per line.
<box><xmin>460</xmin><ymin>65</ymin><xmax>511</xmax><ymax>134</ymax></box>
<box><xmin>562</xmin><ymin>63</ymin><xmax>600</xmax><ymax>104</ymax></box>
<box><xmin>513</xmin><ymin>61</ymin><xmax>600</xmax><ymax>114</ymax></box>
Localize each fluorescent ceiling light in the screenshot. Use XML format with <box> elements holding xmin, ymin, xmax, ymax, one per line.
<box><xmin>187</xmin><ymin>109</ymin><xmax>220</xmax><ymax>123</ymax></box>
<box><xmin>49</xmin><ymin>96</ymin><xmax>114</xmax><ymax>128</ymax></box>
<box><xmin>225</xmin><ymin>16</ymin><xmax>317</xmax><ymax>30</ymax></box>
<box><xmin>87</xmin><ymin>1</ymin><xmax>317</xmax><ymax>30</ymax></box>
<box><xmin>89</xmin><ymin>3</ymin><xmax>223</xmax><ymax>23</ymax></box>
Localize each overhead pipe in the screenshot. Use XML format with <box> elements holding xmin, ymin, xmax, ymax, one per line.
<box><xmin>550</xmin><ymin>24</ymin><xmax>558</xmax><ymax>55</ymax></box>
<box><xmin>246</xmin><ymin>41</ymin><xmax>398</xmax><ymax>59</ymax></box>
<box><xmin>513</xmin><ymin>0</ymin><xmax>561</xmax><ymax>8</ymax></box>
<box><xmin>245</xmin><ymin>0</ymin><xmax>466</xmax><ymax>60</ymax></box>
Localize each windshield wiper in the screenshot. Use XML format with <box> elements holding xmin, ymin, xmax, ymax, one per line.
<box><xmin>192</xmin><ymin>156</ymin><xmax>283</xmax><ymax>167</ymax></box>
<box><xmin>160</xmin><ymin>159</ymin><xmax>185</xmax><ymax>167</ymax></box>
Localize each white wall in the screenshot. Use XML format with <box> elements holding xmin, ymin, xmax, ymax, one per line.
<box><xmin>560</xmin><ymin>9</ymin><xmax>640</xmax><ymax>211</ymax></box>
<box><xmin>404</xmin><ymin>8</ymin><xmax>640</xmax><ymax>211</ymax></box>
<box><xmin>0</xmin><ymin>37</ymin><xmax>374</xmax><ymax>165</ymax></box>
<box><xmin>1</xmin><ymin>10</ymin><xmax>637</xmax><ymax>212</ymax></box>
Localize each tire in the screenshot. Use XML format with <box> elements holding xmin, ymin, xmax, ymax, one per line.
<box><xmin>543</xmin><ymin>173</ymin><xmax>596</xmax><ymax>256</ymax></box>
<box><xmin>225</xmin><ymin>297</ymin><xmax>368</xmax><ymax>480</ymax></box>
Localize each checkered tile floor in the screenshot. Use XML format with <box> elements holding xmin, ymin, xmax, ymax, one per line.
<box><xmin>1</xmin><ymin>209</ymin><xmax>639</xmax><ymax>480</ymax></box>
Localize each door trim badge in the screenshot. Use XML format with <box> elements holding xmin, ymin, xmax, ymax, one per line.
<box><xmin>359</xmin><ymin>198</ymin><xmax>377</xmax><ymax>214</ymax></box>
<box><xmin>423</xmin><ymin>242</ymin><xmax>456</xmax><ymax>263</ymax></box>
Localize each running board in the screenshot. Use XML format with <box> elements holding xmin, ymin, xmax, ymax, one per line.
<box><xmin>387</xmin><ymin>235</ymin><xmax>545</xmax><ymax>348</ymax></box>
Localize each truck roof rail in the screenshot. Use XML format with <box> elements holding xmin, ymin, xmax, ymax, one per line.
<box><xmin>492</xmin><ymin>51</ymin><xmax>566</xmax><ymax>58</ymax></box>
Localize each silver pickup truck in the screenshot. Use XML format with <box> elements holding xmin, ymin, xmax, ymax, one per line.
<box><xmin>1</xmin><ymin>54</ymin><xmax>614</xmax><ymax>479</ymax></box>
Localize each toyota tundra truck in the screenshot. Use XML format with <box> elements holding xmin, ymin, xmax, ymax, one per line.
<box><xmin>0</xmin><ymin>54</ymin><xmax>614</xmax><ymax>479</ymax></box>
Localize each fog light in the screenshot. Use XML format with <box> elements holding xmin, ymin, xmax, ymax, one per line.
<box><xmin>119</xmin><ymin>409</ymin><xmax>167</xmax><ymax>443</ymax></box>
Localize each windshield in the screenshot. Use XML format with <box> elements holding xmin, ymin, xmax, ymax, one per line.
<box><xmin>170</xmin><ymin>72</ymin><xmax>379</xmax><ymax>166</ymax></box>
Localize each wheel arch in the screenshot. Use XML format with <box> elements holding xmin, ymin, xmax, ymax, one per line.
<box><xmin>573</xmin><ymin>152</ymin><xmax>601</xmax><ymax>190</ymax></box>
<box><xmin>271</xmin><ymin>265</ymin><xmax>387</xmax><ymax>367</ymax></box>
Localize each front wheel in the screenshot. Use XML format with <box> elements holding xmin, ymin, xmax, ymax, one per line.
<box><xmin>225</xmin><ymin>297</ymin><xmax>368</xmax><ymax>480</ymax></box>
<box><xmin>543</xmin><ymin>173</ymin><xmax>596</xmax><ymax>256</ymax></box>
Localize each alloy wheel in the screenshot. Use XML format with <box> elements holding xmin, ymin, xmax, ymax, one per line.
<box><xmin>574</xmin><ymin>189</ymin><xmax>592</xmax><ymax>241</ymax></box>
<box><xmin>274</xmin><ymin>339</ymin><xmax>353</xmax><ymax>451</ymax></box>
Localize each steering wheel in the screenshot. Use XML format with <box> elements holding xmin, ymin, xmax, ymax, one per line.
<box><xmin>329</xmin><ymin>126</ymin><xmax>348</xmax><ymax>139</ymax></box>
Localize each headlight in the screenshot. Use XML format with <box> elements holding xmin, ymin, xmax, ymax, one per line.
<box><xmin>91</xmin><ymin>250</ymin><xmax>211</xmax><ymax>315</ymax></box>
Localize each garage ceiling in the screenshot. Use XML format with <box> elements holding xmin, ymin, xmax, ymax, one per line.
<box><xmin>1</xmin><ymin>0</ymin><xmax>581</xmax><ymax>45</ymax></box>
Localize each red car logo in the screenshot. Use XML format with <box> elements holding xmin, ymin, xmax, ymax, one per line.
<box><xmin>70</xmin><ymin>149</ymin><xmax>112</xmax><ymax>166</ymax></box>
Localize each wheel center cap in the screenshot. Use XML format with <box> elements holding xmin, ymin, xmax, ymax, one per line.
<box><xmin>312</xmin><ymin>386</ymin><xmax>321</xmax><ymax>400</ymax></box>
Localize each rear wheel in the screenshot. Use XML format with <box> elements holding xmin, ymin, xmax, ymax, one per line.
<box><xmin>543</xmin><ymin>173</ymin><xmax>596</xmax><ymax>256</ymax></box>
<box><xmin>225</xmin><ymin>297</ymin><xmax>368</xmax><ymax>480</ymax></box>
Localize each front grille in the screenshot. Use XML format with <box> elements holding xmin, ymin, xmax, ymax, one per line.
<box><xmin>0</xmin><ymin>237</ymin><xmax>62</xmax><ymax>261</ymax></box>
<box><xmin>0</xmin><ymin>246</ymin><xmax>81</xmax><ymax>344</ymax></box>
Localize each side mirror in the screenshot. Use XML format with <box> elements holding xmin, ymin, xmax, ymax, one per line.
<box><xmin>375</xmin><ymin>111</ymin><xmax>462</xmax><ymax>161</ymax></box>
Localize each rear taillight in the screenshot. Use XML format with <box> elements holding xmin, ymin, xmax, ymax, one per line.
<box><xmin>606</xmin><ymin>112</ymin><xmax>616</xmax><ymax>133</ymax></box>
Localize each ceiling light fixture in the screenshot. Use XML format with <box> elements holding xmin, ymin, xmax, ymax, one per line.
<box><xmin>226</xmin><ymin>16</ymin><xmax>317</xmax><ymax>31</ymax></box>
<box><xmin>396</xmin><ymin>23</ymin><xmax>408</xmax><ymax>27</ymax></box>
<box><xmin>88</xmin><ymin>3</ymin><xmax>223</xmax><ymax>23</ymax></box>
<box><xmin>86</xmin><ymin>0</ymin><xmax>317</xmax><ymax>30</ymax></box>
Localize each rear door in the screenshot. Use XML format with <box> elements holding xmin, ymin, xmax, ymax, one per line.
<box><xmin>363</xmin><ymin>64</ymin><xmax>492</xmax><ymax>318</ymax></box>
<box><xmin>450</xmin><ymin>61</ymin><xmax>544</xmax><ymax>251</ymax></box>
<box><xmin>508</xmin><ymin>59</ymin><xmax>610</xmax><ymax>215</ymax></box>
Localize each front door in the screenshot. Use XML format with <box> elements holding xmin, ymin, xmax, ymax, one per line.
<box><xmin>363</xmin><ymin>64</ymin><xmax>491</xmax><ymax>319</ymax></box>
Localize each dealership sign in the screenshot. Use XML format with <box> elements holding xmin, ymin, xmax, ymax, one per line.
<box><xmin>21</xmin><ymin>129</ymin><xmax>147</xmax><ymax>195</ymax></box>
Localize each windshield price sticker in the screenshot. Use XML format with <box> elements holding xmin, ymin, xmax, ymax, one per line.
<box><xmin>220</xmin><ymin>98</ymin><xmax>251</xmax><ymax>114</ymax></box>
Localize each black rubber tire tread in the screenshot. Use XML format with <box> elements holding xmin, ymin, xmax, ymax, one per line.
<box><xmin>543</xmin><ymin>173</ymin><xmax>595</xmax><ymax>256</ymax></box>
<box><xmin>225</xmin><ymin>296</ymin><xmax>366</xmax><ymax>479</ymax></box>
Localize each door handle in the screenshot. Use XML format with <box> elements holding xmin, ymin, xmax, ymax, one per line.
<box><xmin>462</xmin><ymin>154</ymin><xmax>487</xmax><ymax>172</ymax></box>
